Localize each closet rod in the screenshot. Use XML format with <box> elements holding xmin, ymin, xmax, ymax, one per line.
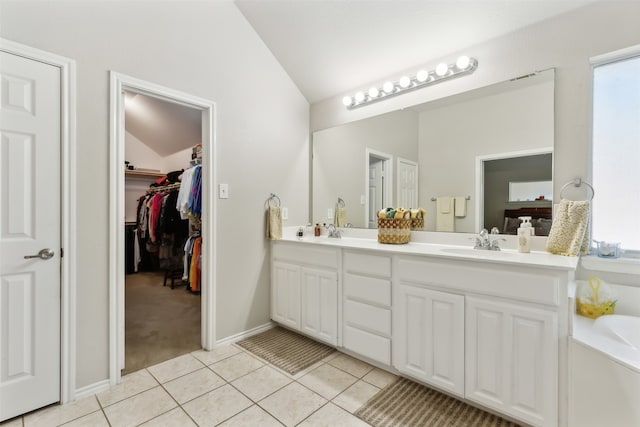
<box><xmin>146</xmin><ymin>182</ymin><xmax>181</xmax><ymax>194</ymax></box>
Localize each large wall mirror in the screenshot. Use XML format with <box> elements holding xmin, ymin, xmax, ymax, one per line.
<box><xmin>312</xmin><ymin>68</ymin><xmax>554</xmax><ymax>234</ymax></box>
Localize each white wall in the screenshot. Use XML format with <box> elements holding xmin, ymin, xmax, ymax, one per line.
<box><xmin>0</xmin><ymin>1</ymin><xmax>309</xmax><ymax>390</ymax></box>
<box><xmin>310</xmin><ymin>1</ymin><xmax>640</xmax><ymax>204</ymax></box>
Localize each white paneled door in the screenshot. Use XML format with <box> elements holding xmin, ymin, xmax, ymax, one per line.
<box><xmin>397</xmin><ymin>158</ymin><xmax>418</xmax><ymax>209</ymax></box>
<box><xmin>0</xmin><ymin>51</ymin><xmax>61</xmax><ymax>421</ymax></box>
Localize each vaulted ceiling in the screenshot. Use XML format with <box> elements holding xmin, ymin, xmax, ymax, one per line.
<box><xmin>235</xmin><ymin>0</ymin><xmax>596</xmax><ymax>103</ymax></box>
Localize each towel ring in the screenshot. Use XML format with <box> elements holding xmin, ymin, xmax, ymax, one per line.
<box><xmin>337</xmin><ymin>197</ymin><xmax>345</xmax><ymax>208</ymax></box>
<box><xmin>267</xmin><ymin>193</ymin><xmax>281</xmax><ymax>208</ymax></box>
<box><xmin>559</xmin><ymin>178</ymin><xmax>594</xmax><ymax>201</ymax></box>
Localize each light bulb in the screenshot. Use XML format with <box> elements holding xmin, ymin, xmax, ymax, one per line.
<box><xmin>399</xmin><ymin>76</ymin><xmax>411</xmax><ymax>88</ymax></box>
<box><xmin>435</xmin><ymin>63</ymin><xmax>448</xmax><ymax>77</ymax></box>
<box><xmin>342</xmin><ymin>96</ymin><xmax>353</xmax><ymax>107</ymax></box>
<box><xmin>383</xmin><ymin>81</ymin><xmax>394</xmax><ymax>94</ymax></box>
<box><xmin>416</xmin><ymin>69</ymin><xmax>429</xmax><ymax>83</ymax></box>
<box><xmin>354</xmin><ymin>91</ymin><xmax>365</xmax><ymax>103</ymax></box>
<box><xmin>456</xmin><ymin>55</ymin><xmax>471</xmax><ymax>70</ymax></box>
<box><xmin>368</xmin><ymin>87</ymin><xmax>379</xmax><ymax>98</ymax></box>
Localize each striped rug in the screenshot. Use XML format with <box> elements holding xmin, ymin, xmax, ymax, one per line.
<box><xmin>355</xmin><ymin>377</ymin><xmax>520</xmax><ymax>427</ymax></box>
<box><xmin>236</xmin><ymin>327</ymin><xmax>335</xmax><ymax>375</ymax></box>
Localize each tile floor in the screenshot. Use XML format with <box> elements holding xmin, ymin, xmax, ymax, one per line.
<box><xmin>5</xmin><ymin>343</ymin><xmax>398</xmax><ymax>427</ymax></box>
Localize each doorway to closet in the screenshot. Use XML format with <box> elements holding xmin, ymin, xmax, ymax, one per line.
<box><xmin>109</xmin><ymin>72</ymin><xmax>217</xmax><ymax>385</ymax></box>
<box><xmin>123</xmin><ymin>91</ymin><xmax>203</xmax><ymax>374</ymax></box>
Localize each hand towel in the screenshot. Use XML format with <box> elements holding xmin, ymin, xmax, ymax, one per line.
<box><xmin>546</xmin><ymin>199</ymin><xmax>590</xmax><ymax>256</ymax></box>
<box><xmin>334</xmin><ymin>207</ymin><xmax>347</xmax><ymax>227</ymax></box>
<box><xmin>454</xmin><ymin>196</ymin><xmax>467</xmax><ymax>218</ymax></box>
<box><xmin>436</xmin><ymin>197</ymin><xmax>455</xmax><ymax>232</ymax></box>
<box><xmin>265</xmin><ymin>206</ymin><xmax>282</xmax><ymax>240</ymax></box>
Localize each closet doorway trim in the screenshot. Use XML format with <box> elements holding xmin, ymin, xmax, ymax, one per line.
<box><xmin>109</xmin><ymin>72</ymin><xmax>216</xmax><ymax>386</ymax></box>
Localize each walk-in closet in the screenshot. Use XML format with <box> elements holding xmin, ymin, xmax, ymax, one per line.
<box><xmin>123</xmin><ymin>91</ymin><xmax>203</xmax><ymax>373</ymax></box>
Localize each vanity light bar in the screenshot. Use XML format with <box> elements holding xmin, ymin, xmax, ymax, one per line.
<box><xmin>342</xmin><ymin>56</ymin><xmax>478</xmax><ymax>109</ymax></box>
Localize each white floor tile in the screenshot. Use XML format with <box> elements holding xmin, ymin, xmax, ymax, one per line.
<box><xmin>361</xmin><ymin>367</ymin><xmax>398</xmax><ymax>389</ymax></box>
<box><xmin>139</xmin><ymin>408</ymin><xmax>197</xmax><ymax>426</ymax></box>
<box><xmin>332</xmin><ymin>380</ymin><xmax>380</xmax><ymax>414</ymax></box>
<box><xmin>60</xmin><ymin>410</ymin><xmax>109</xmax><ymax>427</ymax></box>
<box><xmin>96</xmin><ymin>369</ymin><xmax>158</xmax><ymax>407</ymax></box>
<box><xmin>231</xmin><ymin>365</ymin><xmax>292</xmax><ymax>402</ymax></box>
<box><xmin>297</xmin><ymin>364</ymin><xmax>358</xmax><ymax>400</ymax></box>
<box><xmin>327</xmin><ymin>354</ymin><xmax>374</xmax><ymax>378</ymax></box>
<box><xmin>298</xmin><ymin>402</ymin><xmax>370</xmax><ymax>427</ymax></box>
<box><xmin>103</xmin><ymin>386</ymin><xmax>177</xmax><ymax>427</ymax></box>
<box><xmin>210</xmin><ymin>352</ymin><xmax>264</xmax><ymax>382</ymax></box>
<box><xmin>163</xmin><ymin>367</ymin><xmax>226</xmax><ymax>404</ymax></box>
<box><xmin>182</xmin><ymin>384</ymin><xmax>253</xmax><ymax>426</ymax></box>
<box><xmin>218</xmin><ymin>405</ymin><xmax>282</xmax><ymax>427</ymax></box>
<box><xmin>191</xmin><ymin>345</ymin><xmax>242</xmax><ymax>366</ymax></box>
<box><xmin>147</xmin><ymin>354</ymin><xmax>205</xmax><ymax>384</ymax></box>
<box><xmin>259</xmin><ymin>382</ymin><xmax>327</xmax><ymax>427</ymax></box>
<box><xmin>23</xmin><ymin>396</ymin><xmax>100</xmax><ymax>427</ymax></box>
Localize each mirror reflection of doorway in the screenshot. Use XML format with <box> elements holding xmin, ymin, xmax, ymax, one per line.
<box><xmin>366</xmin><ymin>149</ymin><xmax>393</xmax><ymax>228</ymax></box>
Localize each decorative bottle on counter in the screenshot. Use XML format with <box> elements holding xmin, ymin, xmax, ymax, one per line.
<box><xmin>314</xmin><ymin>224</ymin><xmax>321</xmax><ymax>236</ymax></box>
<box><xmin>517</xmin><ymin>216</ymin><xmax>533</xmax><ymax>253</ymax></box>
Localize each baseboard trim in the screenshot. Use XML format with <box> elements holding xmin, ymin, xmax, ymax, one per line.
<box><xmin>74</xmin><ymin>379</ymin><xmax>111</xmax><ymax>400</ymax></box>
<box><xmin>215</xmin><ymin>322</ymin><xmax>274</xmax><ymax>347</ymax></box>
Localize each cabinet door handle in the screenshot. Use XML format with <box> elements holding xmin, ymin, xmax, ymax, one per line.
<box><xmin>24</xmin><ymin>248</ymin><xmax>55</xmax><ymax>260</ymax></box>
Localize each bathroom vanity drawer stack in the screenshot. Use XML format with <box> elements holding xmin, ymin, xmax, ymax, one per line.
<box><xmin>342</xmin><ymin>251</ymin><xmax>392</xmax><ymax>365</ymax></box>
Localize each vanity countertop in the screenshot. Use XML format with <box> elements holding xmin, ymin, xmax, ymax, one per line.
<box><xmin>277</xmin><ymin>234</ymin><xmax>579</xmax><ymax>271</ymax></box>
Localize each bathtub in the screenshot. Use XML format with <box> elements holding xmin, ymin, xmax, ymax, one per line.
<box><xmin>570</xmin><ymin>312</ymin><xmax>640</xmax><ymax>426</ymax></box>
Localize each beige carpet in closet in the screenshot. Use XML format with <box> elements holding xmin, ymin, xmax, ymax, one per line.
<box><xmin>124</xmin><ymin>272</ymin><xmax>201</xmax><ymax>374</ymax></box>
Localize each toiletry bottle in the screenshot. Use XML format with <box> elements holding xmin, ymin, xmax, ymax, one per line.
<box><xmin>517</xmin><ymin>216</ymin><xmax>532</xmax><ymax>253</ymax></box>
<box><xmin>297</xmin><ymin>227</ymin><xmax>304</xmax><ymax>238</ymax></box>
<box><xmin>314</xmin><ymin>224</ymin><xmax>321</xmax><ymax>237</ymax></box>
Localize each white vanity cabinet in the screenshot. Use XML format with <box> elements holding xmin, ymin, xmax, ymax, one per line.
<box><xmin>396</xmin><ymin>255</ymin><xmax>563</xmax><ymax>427</ymax></box>
<box><xmin>465</xmin><ymin>296</ymin><xmax>558</xmax><ymax>427</ymax></box>
<box><xmin>342</xmin><ymin>251</ymin><xmax>392</xmax><ymax>365</ymax></box>
<box><xmin>394</xmin><ymin>283</ymin><xmax>465</xmax><ymax>397</ymax></box>
<box><xmin>271</xmin><ymin>242</ymin><xmax>339</xmax><ymax>346</ymax></box>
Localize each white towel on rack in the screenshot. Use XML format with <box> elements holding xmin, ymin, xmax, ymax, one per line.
<box><xmin>454</xmin><ymin>196</ymin><xmax>467</xmax><ymax>218</ymax></box>
<box><xmin>436</xmin><ymin>197</ymin><xmax>455</xmax><ymax>232</ymax></box>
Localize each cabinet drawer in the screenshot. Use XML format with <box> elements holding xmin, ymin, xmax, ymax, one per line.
<box><xmin>344</xmin><ymin>251</ymin><xmax>391</xmax><ymax>277</ymax></box>
<box><xmin>344</xmin><ymin>300</ymin><xmax>391</xmax><ymax>336</ymax></box>
<box><xmin>344</xmin><ymin>273</ymin><xmax>391</xmax><ymax>306</ymax></box>
<box><xmin>272</xmin><ymin>242</ymin><xmax>338</xmax><ymax>269</ymax></box>
<box><xmin>343</xmin><ymin>325</ymin><xmax>391</xmax><ymax>365</ymax></box>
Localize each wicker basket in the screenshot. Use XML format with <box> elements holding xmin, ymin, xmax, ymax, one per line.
<box><xmin>410</xmin><ymin>217</ymin><xmax>424</xmax><ymax>230</ymax></box>
<box><xmin>378</xmin><ymin>214</ymin><xmax>411</xmax><ymax>244</ymax></box>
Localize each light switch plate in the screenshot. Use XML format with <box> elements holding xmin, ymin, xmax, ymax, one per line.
<box><xmin>327</xmin><ymin>208</ymin><xmax>334</xmax><ymax>219</ymax></box>
<box><xmin>360</xmin><ymin>195</ymin><xmax>365</xmax><ymax>205</ymax></box>
<box><xmin>219</xmin><ymin>183</ymin><xmax>229</xmax><ymax>199</ymax></box>
<box><xmin>282</xmin><ymin>207</ymin><xmax>288</xmax><ymax>220</ymax></box>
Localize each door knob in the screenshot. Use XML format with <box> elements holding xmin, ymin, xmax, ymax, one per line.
<box><xmin>24</xmin><ymin>248</ymin><xmax>55</xmax><ymax>260</ymax></box>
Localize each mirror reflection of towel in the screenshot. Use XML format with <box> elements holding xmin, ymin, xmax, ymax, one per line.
<box><xmin>454</xmin><ymin>196</ymin><xmax>467</xmax><ymax>218</ymax></box>
<box><xmin>546</xmin><ymin>199</ymin><xmax>590</xmax><ymax>256</ymax></box>
<box><xmin>436</xmin><ymin>197</ymin><xmax>454</xmax><ymax>232</ymax></box>
<box><xmin>266</xmin><ymin>207</ymin><xmax>282</xmax><ymax>240</ymax></box>
<box><xmin>334</xmin><ymin>207</ymin><xmax>347</xmax><ymax>227</ymax></box>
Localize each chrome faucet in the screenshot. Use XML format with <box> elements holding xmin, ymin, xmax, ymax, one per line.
<box><xmin>326</xmin><ymin>224</ymin><xmax>342</xmax><ymax>238</ymax></box>
<box><xmin>473</xmin><ymin>228</ymin><xmax>506</xmax><ymax>251</ymax></box>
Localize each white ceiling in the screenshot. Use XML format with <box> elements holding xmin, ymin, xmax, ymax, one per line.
<box><xmin>235</xmin><ymin>0</ymin><xmax>595</xmax><ymax>103</ymax></box>
<box><xmin>124</xmin><ymin>92</ymin><xmax>201</xmax><ymax>157</ymax></box>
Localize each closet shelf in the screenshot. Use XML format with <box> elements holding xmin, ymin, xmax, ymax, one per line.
<box><xmin>125</xmin><ymin>170</ymin><xmax>165</xmax><ymax>179</ymax></box>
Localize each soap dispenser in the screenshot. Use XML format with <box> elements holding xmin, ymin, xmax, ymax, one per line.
<box><xmin>517</xmin><ymin>216</ymin><xmax>533</xmax><ymax>253</ymax></box>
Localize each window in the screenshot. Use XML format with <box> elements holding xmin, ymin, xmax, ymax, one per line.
<box><xmin>592</xmin><ymin>51</ymin><xmax>640</xmax><ymax>251</ymax></box>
